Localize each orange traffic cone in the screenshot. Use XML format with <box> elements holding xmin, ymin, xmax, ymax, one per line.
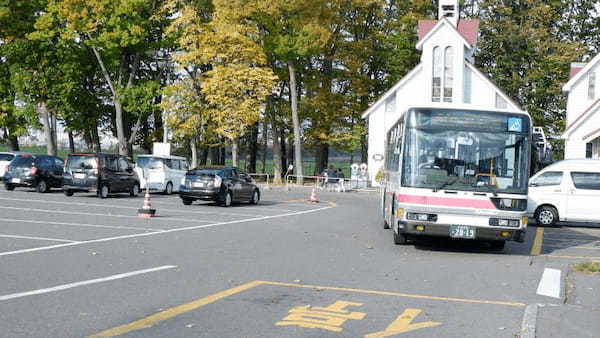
<box><xmin>308</xmin><ymin>187</ymin><xmax>319</xmax><ymax>203</ymax></box>
<box><xmin>138</xmin><ymin>187</ymin><xmax>156</xmax><ymax>218</ymax></box>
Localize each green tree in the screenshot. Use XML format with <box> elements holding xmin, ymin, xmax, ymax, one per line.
<box><xmin>476</xmin><ymin>0</ymin><xmax>584</xmax><ymax>139</ymax></box>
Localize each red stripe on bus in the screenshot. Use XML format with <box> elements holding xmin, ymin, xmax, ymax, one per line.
<box><xmin>396</xmin><ymin>194</ymin><xmax>495</xmax><ymax>209</ymax></box>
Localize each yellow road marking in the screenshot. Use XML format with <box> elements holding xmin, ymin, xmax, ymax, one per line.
<box><xmin>364</xmin><ymin>308</ymin><xmax>441</xmax><ymax>338</ymax></box>
<box><xmin>544</xmin><ymin>255</ymin><xmax>600</xmax><ymax>262</ymax></box>
<box><xmin>91</xmin><ymin>279</ymin><xmax>524</xmax><ymax>337</ymax></box>
<box><xmin>89</xmin><ymin>280</ymin><xmax>263</xmax><ymax>337</ymax></box>
<box><xmin>530</xmin><ymin>227</ymin><xmax>544</xmax><ymax>256</ymax></box>
<box><xmin>261</xmin><ymin>281</ymin><xmax>526</xmax><ymax>307</ymax></box>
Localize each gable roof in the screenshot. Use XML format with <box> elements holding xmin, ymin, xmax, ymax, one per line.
<box><xmin>562</xmin><ymin>98</ymin><xmax>600</xmax><ymax>137</ymax></box>
<box><xmin>563</xmin><ymin>53</ymin><xmax>600</xmax><ymax>92</ymax></box>
<box><xmin>465</xmin><ymin>62</ymin><xmax>522</xmax><ymax>111</ymax></box>
<box><xmin>361</xmin><ymin>64</ymin><xmax>423</xmax><ymax>119</ymax></box>
<box><xmin>417</xmin><ymin>19</ymin><xmax>479</xmax><ymax>48</ymax></box>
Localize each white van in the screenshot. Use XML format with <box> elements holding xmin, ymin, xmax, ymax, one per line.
<box><xmin>528</xmin><ymin>159</ymin><xmax>600</xmax><ymax>225</ymax></box>
<box><xmin>135</xmin><ymin>155</ymin><xmax>189</xmax><ymax>194</ymax></box>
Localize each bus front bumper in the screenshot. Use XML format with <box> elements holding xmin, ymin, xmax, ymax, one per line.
<box><xmin>397</xmin><ymin>221</ymin><xmax>526</xmax><ymax>242</ymax></box>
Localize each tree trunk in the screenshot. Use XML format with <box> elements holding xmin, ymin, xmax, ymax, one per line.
<box><xmin>280</xmin><ymin>132</ymin><xmax>287</xmax><ymax>174</ymax></box>
<box><xmin>210</xmin><ymin>147</ymin><xmax>219</xmax><ymax>165</ymax></box>
<box><xmin>38</xmin><ymin>102</ymin><xmax>57</xmax><ymax>156</ymax></box>
<box><xmin>220</xmin><ymin>146</ymin><xmax>226</xmax><ymax>165</ymax></box>
<box><xmin>360</xmin><ymin>132</ymin><xmax>368</xmax><ymax>164</ymax></box>
<box><xmin>231</xmin><ymin>140</ymin><xmax>238</xmax><ymax>167</ymax></box>
<box><xmin>261</xmin><ymin>122</ymin><xmax>268</xmax><ymax>173</ymax></box>
<box><xmin>68</xmin><ymin>131</ymin><xmax>75</xmax><ymax>153</ymax></box>
<box><xmin>288</xmin><ymin>60</ymin><xmax>303</xmax><ymax>185</ymax></box>
<box><xmin>246</xmin><ymin>123</ymin><xmax>258</xmax><ymax>173</ymax></box>
<box><xmin>114</xmin><ymin>100</ymin><xmax>128</xmax><ymax>156</ymax></box>
<box><xmin>272</xmin><ymin>127</ymin><xmax>282</xmax><ymax>184</ymax></box>
<box><xmin>314</xmin><ymin>141</ymin><xmax>329</xmax><ymax>175</ymax></box>
<box><xmin>8</xmin><ymin>133</ymin><xmax>19</xmax><ymax>151</ymax></box>
<box><xmin>92</xmin><ymin>123</ymin><xmax>101</xmax><ymax>152</ymax></box>
<box><xmin>200</xmin><ymin>147</ymin><xmax>209</xmax><ymax>166</ymax></box>
<box><xmin>190</xmin><ymin>137</ymin><xmax>198</xmax><ymax>168</ymax></box>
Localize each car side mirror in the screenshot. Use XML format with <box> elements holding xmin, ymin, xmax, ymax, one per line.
<box><xmin>529</xmin><ymin>182</ymin><xmax>537</xmax><ymax>187</ymax></box>
<box><xmin>126</xmin><ymin>167</ymin><xmax>133</xmax><ymax>173</ymax></box>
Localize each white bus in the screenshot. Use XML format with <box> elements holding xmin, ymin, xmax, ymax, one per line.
<box><xmin>381</xmin><ymin>107</ymin><xmax>532</xmax><ymax>250</ymax></box>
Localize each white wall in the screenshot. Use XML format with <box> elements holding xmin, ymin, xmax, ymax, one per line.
<box><xmin>566</xmin><ymin>62</ymin><xmax>599</xmax><ymax>124</ymax></box>
<box><xmin>565</xmin><ymin>105</ymin><xmax>600</xmax><ymax>159</ymax></box>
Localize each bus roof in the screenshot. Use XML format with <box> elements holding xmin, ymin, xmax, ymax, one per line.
<box><xmin>406</xmin><ymin>105</ymin><xmax>529</xmax><ymax>117</ymax></box>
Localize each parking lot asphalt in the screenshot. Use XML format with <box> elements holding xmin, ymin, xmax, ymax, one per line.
<box><xmin>0</xmin><ymin>186</ymin><xmax>598</xmax><ymax>337</ymax></box>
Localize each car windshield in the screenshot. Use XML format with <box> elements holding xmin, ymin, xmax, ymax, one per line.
<box><xmin>0</xmin><ymin>153</ymin><xmax>15</xmax><ymax>162</ymax></box>
<box><xmin>137</xmin><ymin>157</ymin><xmax>165</xmax><ymax>169</ymax></box>
<box><xmin>401</xmin><ymin>109</ymin><xmax>530</xmax><ymax>195</ymax></box>
<box><xmin>11</xmin><ymin>156</ymin><xmax>34</xmax><ymax>167</ymax></box>
<box><xmin>67</xmin><ymin>155</ymin><xmax>97</xmax><ymax>169</ymax></box>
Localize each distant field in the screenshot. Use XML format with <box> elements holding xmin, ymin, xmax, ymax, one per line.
<box><xmin>0</xmin><ymin>145</ymin><xmax>356</xmax><ymax>177</ymax></box>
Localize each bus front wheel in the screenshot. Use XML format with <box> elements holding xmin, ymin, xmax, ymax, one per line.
<box><xmin>393</xmin><ymin>229</ymin><xmax>407</xmax><ymax>245</ymax></box>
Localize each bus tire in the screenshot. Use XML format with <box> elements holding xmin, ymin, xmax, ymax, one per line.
<box><xmin>393</xmin><ymin>229</ymin><xmax>407</xmax><ymax>245</ymax></box>
<box><xmin>490</xmin><ymin>240</ymin><xmax>506</xmax><ymax>251</ymax></box>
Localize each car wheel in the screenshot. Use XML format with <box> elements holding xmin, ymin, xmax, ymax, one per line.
<box><xmin>64</xmin><ymin>189</ymin><xmax>74</xmax><ymax>197</ymax></box>
<box><xmin>164</xmin><ymin>182</ymin><xmax>173</xmax><ymax>195</ymax></box>
<box><xmin>249</xmin><ymin>189</ymin><xmax>260</xmax><ymax>205</ymax></box>
<box><xmin>182</xmin><ymin>198</ymin><xmax>193</xmax><ymax>206</ymax></box>
<box><xmin>99</xmin><ymin>184</ymin><xmax>109</xmax><ymax>199</ymax></box>
<box><xmin>535</xmin><ymin>205</ymin><xmax>558</xmax><ymax>226</ymax></box>
<box><xmin>4</xmin><ymin>183</ymin><xmax>15</xmax><ymax>191</ymax></box>
<box><xmin>130</xmin><ymin>183</ymin><xmax>140</xmax><ymax>197</ymax></box>
<box><xmin>490</xmin><ymin>240</ymin><xmax>506</xmax><ymax>251</ymax></box>
<box><xmin>36</xmin><ymin>179</ymin><xmax>49</xmax><ymax>193</ymax></box>
<box><xmin>222</xmin><ymin>191</ymin><xmax>233</xmax><ymax>207</ymax></box>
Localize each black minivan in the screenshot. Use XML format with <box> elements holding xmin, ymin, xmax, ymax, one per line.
<box><xmin>63</xmin><ymin>153</ymin><xmax>140</xmax><ymax>198</ymax></box>
<box><xmin>4</xmin><ymin>154</ymin><xmax>65</xmax><ymax>193</ymax></box>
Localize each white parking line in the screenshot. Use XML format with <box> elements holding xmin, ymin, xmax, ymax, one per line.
<box><xmin>0</xmin><ymin>196</ymin><xmax>266</xmax><ymax>218</ymax></box>
<box><xmin>536</xmin><ymin>268</ymin><xmax>561</xmax><ymax>298</ymax></box>
<box><xmin>0</xmin><ymin>206</ymin><xmax>216</xmax><ymax>224</ymax></box>
<box><xmin>0</xmin><ymin>218</ymin><xmax>164</xmax><ymax>232</ymax></box>
<box><xmin>0</xmin><ymin>234</ymin><xmax>79</xmax><ymax>243</ymax></box>
<box><xmin>0</xmin><ymin>265</ymin><xmax>176</xmax><ymax>301</ymax></box>
<box><xmin>0</xmin><ymin>204</ymin><xmax>333</xmax><ymax>257</ymax></box>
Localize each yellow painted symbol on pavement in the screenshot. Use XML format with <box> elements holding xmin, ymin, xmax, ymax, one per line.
<box><xmin>276</xmin><ymin>300</ymin><xmax>366</xmax><ymax>332</ymax></box>
<box><xmin>364</xmin><ymin>308</ymin><xmax>441</xmax><ymax>338</ymax></box>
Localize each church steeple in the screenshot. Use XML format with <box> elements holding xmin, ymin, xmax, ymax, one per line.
<box><xmin>439</xmin><ymin>0</ymin><xmax>459</xmax><ymax>27</ymax></box>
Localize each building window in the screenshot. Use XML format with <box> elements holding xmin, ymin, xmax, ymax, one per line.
<box><xmin>443</xmin><ymin>46</ymin><xmax>453</xmax><ymax>102</ymax></box>
<box><xmin>432</xmin><ymin>46</ymin><xmax>442</xmax><ymax>102</ymax></box>
<box><xmin>586</xmin><ymin>143</ymin><xmax>593</xmax><ymax>158</ymax></box>
<box><xmin>385</xmin><ymin>92</ymin><xmax>396</xmax><ymax>113</ymax></box>
<box><xmin>589</xmin><ymin>72</ymin><xmax>596</xmax><ymax>100</ymax></box>
<box><xmin>495</xmin><ymin>93</ymin><xmax>507</xmax><ymax>109</ymax></box>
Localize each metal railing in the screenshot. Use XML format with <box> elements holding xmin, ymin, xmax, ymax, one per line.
<box><xmin>248</xmin><ymin>173</ymin><xmax>270</xmax><ymax>189</ymax></box>
<box><xmin>285</xmin><ymin>174</ymin><xmax>324</xmax><ymax>190</ymax></box>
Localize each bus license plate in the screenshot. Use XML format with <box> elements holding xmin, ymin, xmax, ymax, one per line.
<box><xmin>450</xmin><ymin>225</ymin><xmax>475</xmax><ymax>239</ymax></box>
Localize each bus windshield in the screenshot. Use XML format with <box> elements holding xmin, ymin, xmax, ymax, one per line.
<box><xmin>401</xmin><ymin>109</ymin><xmax>530</xmax><ymax>195</ymax></box>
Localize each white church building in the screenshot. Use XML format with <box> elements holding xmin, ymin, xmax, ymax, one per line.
<box><xmin>362</xmin><ymin>0</ymin><xmax>523</xmax><ymax>186</ymax></box>
<box><xmin>562</xmin><ymin>53</ymin><xmax>600</xmax><ymax>159</ymax></box>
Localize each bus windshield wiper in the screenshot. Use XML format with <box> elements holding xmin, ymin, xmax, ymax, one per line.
<box><xmin>433</xmin><ymin>178</ymin><xmax>459</xmax><ymax>192</ymax></box>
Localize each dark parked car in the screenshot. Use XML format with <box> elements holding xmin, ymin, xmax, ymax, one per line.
<box><xmin>3</xmin><ymin>154</ymin><xmax>64</xmax><ymax>193</ymax></box>
<box><xmin>179</xmin><ymin>166</ymin><xmax>260</xmax><ymax>207</ymax></box>
<box><xmin>63</xmin><ymin>153</ymin><xmax>140</xmax><ymax>199</ymax></box>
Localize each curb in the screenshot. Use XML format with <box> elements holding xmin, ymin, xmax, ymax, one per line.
<box><xmin>520</xmin><ymin>303</ymin><xmax>538</xmax><ymax>338</ymax></box>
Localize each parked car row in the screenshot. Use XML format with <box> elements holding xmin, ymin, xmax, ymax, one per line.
<box><xmin>0</xmin><ymin>151</ymin><xmax>261</xmax><ymax>207</ymax></box>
